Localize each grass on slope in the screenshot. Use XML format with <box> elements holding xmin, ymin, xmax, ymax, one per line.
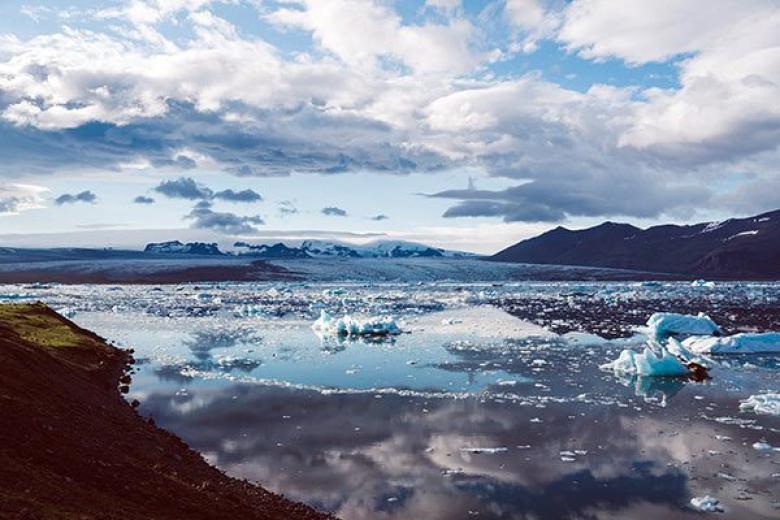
<box><xmin>0</xmin><ymin>303</ymin><xmax>105</xmax><ymax>349</ymax></box>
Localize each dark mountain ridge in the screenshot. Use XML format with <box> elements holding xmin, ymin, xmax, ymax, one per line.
<box><xmin>490</xmin><ymin>209</ymin><xmax>780</xmax><ymax>279</ymax></box>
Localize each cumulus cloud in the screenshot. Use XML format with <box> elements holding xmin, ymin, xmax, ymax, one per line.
<box><xmin>0</xmin><ymin>0</ymin><xmax>777</xmax><ymax>225</ymax></box>
<box><xmin>185</xmin><ymin>201</ymin><xmax>265</xmax><ymax>234</ymax></box>
<box><xmin>0</xmin><ymin>183</ymin><xmax>47</xmax><ymax>214</ymax></box>
<box><xmin>55</xmin><ymin>190</ymin><xmax>97</xmax><ymax>205</ymax></box>
<box><xmin>321</xmin><ymin>206</ymin><xmax>348</xmax><ymax>217</ymax></box>
<box><xmin>133</xmin><ymin>195</ymin><xmax>155</xmax><ymax>204</ymax></box>
<box><xmin>213</xmin><ymin>189</ymin><xmax>262</xmax><ymax>203</ymax></box>
<box><xmin>154</xmin><ymin>177</ymin><xmax>212</xmax><ymax>200</ymax></box>
<box><xmin>154</xmin><ymin>177</ymin><xmax>261</xmax><ymax>203</ymax></box>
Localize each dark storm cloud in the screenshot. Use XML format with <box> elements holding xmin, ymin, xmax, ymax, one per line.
<box><xmin>321</xmin><ymin>206</ymin><xmax>347</xmax><ymax>217</ymax></box>
<box><xmin>55</xmin><ymin>190</ymin><xmax>97</xmax><ymax>205</ymax></box>
<box><xmin>185</xmin><ymin>200</ymin><xmax>265</xmax><ymax>234</ymax></box>
<box><xmin>133</xmin><ymin>195</ymin><xmax>155</xmax><ymax>204</ymax></box>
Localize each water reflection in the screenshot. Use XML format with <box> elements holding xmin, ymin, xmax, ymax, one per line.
<box><xmin>141</xmin><ymin>384</ymin><xmax>779</xmax><ymax>519</ymax></box>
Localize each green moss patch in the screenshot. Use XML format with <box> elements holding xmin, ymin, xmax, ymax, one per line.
<box><xmin>0</xmin><ymin>303</ymin><xmax>105</xmax><ymax>349</ymax></box>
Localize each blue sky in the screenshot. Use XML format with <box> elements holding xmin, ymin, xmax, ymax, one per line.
<box><xmin>0</xmin><ymin>0</ymin><xmax>778</xmax><ymax>253</ymax></box>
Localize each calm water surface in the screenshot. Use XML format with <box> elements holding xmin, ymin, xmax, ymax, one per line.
<box><xmin>8</xmin><ymin>282</ymin><xmax>780</xmax><ymax>519</ymax></box>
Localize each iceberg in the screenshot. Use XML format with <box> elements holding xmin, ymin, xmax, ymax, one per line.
<box><xmin>682</xmin><ymin>332</ymin><xmax>780</xmax><ymax>354</ymax></box>
<box><xmin>312</xmin><ymin>310</ymin><xmax>402</xmax><ymax>337</ymax></box>
<box><xmin>600</xmin><ymin>343</ymin><xmax>690</xmax><ymax>377</ymax></box>
<box><xmin>646</xmin><ymin>312</ymin><xmax>720</xmax><ymax>339</ymax></box>
<box><xmin>739</xmin><ymin>393</ymin><xmax>780</xmax><ymax>416</ymax></box>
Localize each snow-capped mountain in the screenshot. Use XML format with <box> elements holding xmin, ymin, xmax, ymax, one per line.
<box><xmin>144</xmin><ymin>241</ymin><xmax>224</xmax><ymax>256</ymax></box>
<box><xmin>233</xmin><ymin>239</ymin><xmax>474</xmax><ymax>259</ymax></box>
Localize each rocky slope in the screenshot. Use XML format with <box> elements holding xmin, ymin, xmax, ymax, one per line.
<box><xmin>490</xmin><ymin>209</ymin><xmax>780</xmax><ymax>279</ymax></box>
<box><xmin>0</xmin><ymin>303</ymin><xmax>333</xmax><ymax>519</ymax></box>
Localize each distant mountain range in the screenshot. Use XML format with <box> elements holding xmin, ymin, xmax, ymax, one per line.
<box><xmin>144</xmin><ymin>241</ymin><xmax>223</xmax><ymax>255</ymax></box>
<box><xmin>490</xmin><ymin>209</ymin><xmax>780</xmax><ymax>279</ymax></box>
<box><xmin>143</xmin><ymin>239</ymin><xmax>474</xmax><ymax>259</ymax></box>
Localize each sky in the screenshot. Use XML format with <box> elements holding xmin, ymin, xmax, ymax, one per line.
<box><xmin>0</xmin><ymin>0</ymin><xmax>778</xmax><ymax>254</ymax></box>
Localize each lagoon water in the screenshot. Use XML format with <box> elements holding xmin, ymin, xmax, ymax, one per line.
<box><xmin>4</xmin><ymin>282</ymin><xmax>779</xmax><ymax>518</ymax></box>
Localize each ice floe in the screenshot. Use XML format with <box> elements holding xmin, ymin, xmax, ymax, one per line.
<box><xmin>739</xmin><ymin>393</ymin><xmax>780</xmax><ymax>416</ymax></box>
<box><xmin>312</xmin><ymin>310</ymin><xmax>402</xmax><ymax>337</ymax></box>
<box><xmin>683</xmin><ymin>332</ymin><xmax>780</xmax><ymax>354</ymax></box>
<box><xmin>646</xmin><ymin>312</ymin><xmax>720</xmax><ymax>339</ymax></box>
<box><xmin>601</xmin><ymin>343</ymin><xmax>689</xmax><ymax>377</ymax></box>
<box><xmin>690</xmin><ymin>496</ymin><xmax>724</xmax><ymax>513</ymax></box>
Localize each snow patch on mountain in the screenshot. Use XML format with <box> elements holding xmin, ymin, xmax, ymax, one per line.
<box><xmin>234</xmin><ymin>239</ymin><xmax>474</xmax><ymax>259</ymax></box>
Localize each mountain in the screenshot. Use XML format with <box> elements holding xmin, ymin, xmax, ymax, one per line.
<box><xmin>144</xmin><ymin>241</ymin><xmax>224</xmax><ymax>255</ymax></box>
<box><xmin>233</xmin><ymin>239</ymin><xmax>473</xmax><ymax>259</ymax></box>
<box><xmin>490</xmin><ymin>210</ymin><xmax>780</xmax><ymax>279</ymax></box>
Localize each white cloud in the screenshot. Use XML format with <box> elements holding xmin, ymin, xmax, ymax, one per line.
<box><xmin>0</xmin><ymin>0</ymin><xmax>778</xmax><ymax>225</ymax></box>
<box><xmin>267</xmin><ymin>0</ymin><xmax>480</xmax><ymax>75</ymax></box>
<box><xmin>0</xmin><ymin>183</ymin><xmax>48</xmax><ymax>215</ymax></box>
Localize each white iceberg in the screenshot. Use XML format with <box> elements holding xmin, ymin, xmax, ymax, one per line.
<box><xmin>739</xmin><ymin>393</ymin><xmax>780</xmax><ymax>416</ymax></box>
<box><xmin>312</xmin><ymin>310</ymin><xmax>402</xmax><ymax>337</ymax></box>
<box><xmin>690</xmin><ymin>496</ymin><xmax>724</xmax><ymax>513</ymax></box>
<box><xmin>601</xmin><ymin>343</ymin><xmax>690</xmax><ymax>377</ymax></box>
<box><xmin>646</xmin><ymin>312</ymin><xmax>720</xmax><ymax>338</ymax></box>
<box><xmin>683</xmin><ymin>332</ymin><xmax>780</xmax><ymax>354</ymax></box>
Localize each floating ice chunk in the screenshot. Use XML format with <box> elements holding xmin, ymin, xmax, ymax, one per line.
<box><xmin>690</xmin><ymin>496</ymin><xmax>724</xmax><ymax>513</ymax></box>
<box><xmin>752</xmin><ymin>441</ymin><xmax>780</xmax><ymax>452</ymax></box>
<box><xmin>312</xmin><ymin>310</ymin><xmax>402</xmax><ymax>337</ymax></box>
<box><xmin>460</xmin><ymin>447</ymin><xmax>508</xmax><ymax>454</ymax></box>
<box><xmin>691</xmin><ymin>279</ymin><xmax>716</xmax><ymax>288</ymax></box>
<box><xmin>55</xmin><ymin>307</ymin><xmax>78</xmax><ymax>319</ymax></box>
<box><xmin>683</xmin><ymin>333</ymin><xmax>780</xmax><ymax>354</ymax></box>
<box><xmin>601</xmin><ymin>344</ymin><xmax>689</xmax><ymax>377</ymax></box>
<box><xmin>646</xmin><ymin>312</ymin><xmax>720</xmax><ymax>339</ymax></box>
<box><xmin>739</xmin><ymin>393</ymin><xmax>780</xmax><ymax>416</ymax></box>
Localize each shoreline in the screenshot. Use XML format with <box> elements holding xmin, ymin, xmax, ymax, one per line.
<box><xmin>0</xmin><ymin>303</ymin><xmax>334</xmax><ymax>519</ymax></box>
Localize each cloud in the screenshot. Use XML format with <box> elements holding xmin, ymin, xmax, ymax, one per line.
<box><xmin>321</xmin><ymin>206</ymin><xmax>348</xmax><ymax>217</ymax></box>
<box><xmin>266</xmin><ymin>0</ymin><xmax>480</xmax><ymax>74</ymax></box>
<box><xmin>0</xmin><ymin>0</ymin><xmax>777</xmax><ymax>226</ymax></box>
<box><xmin>133</xmin><ymin>195</ymin><xmax>155</xmax><ymax>204</ymax></box>
<box><xmin>185</xmin><ymin>200</ymin><xmax>265</xmax><ymax>234</ymax></box>
<box><xmin>370</xmin><ymin>214</ymin><xmax>389</xmax><ymax>221</ymax></box>
<box><xmin>154</xmin><ymin>177</ymin><xmax>212</xmax><ymax>200</ymax></box>
<box><xmin>55</xmin><ymin>190</ymin><xmax>97</xmax><ymax>205</ymax></box>
<box><xmin>0</xmin><ymin>183</ymin><xmax>47</xmax><ymax>214</ymax></box>
<box><xmin>213</xmin><ymin>189</ymin><xmax>262</xmax><ymax>203</ymax></box>
<box><xmin>154</xmin><ymin>177</ymin><xmax>262</xmax><ymax>203</ymax></box>
<box><xmin>278</xmin><ymin>200</ymin><xmax>298</xmax><ymax>216</ymax></box>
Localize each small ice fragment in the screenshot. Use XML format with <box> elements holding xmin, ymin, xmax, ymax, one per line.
<box><xmin>460</xmin><ymin>447</ymin><xmax>508</xmax><ymax>454</ymax></box>
<box><xmin>752</xmin><ymin>441</ymin><xmax>780</xmax><ymax>452</ymax></box>
<box><xmin>739</xmin><ymin>393</ymin><xmax>780</xmax><ymax>416</ymax></box>
<box><xmin>529</xmin><ymin>417</ymin><xmax>542</xmax><ymax>423</ymax></box>
<box><xmin>690</xmin><ymin>496</ymin><xmax>724</xmax><ymax>513</ymax></box>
